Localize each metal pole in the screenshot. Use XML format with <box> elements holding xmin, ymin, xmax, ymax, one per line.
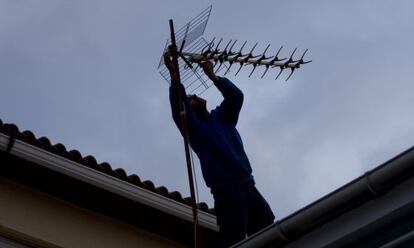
<box><xmin>169</xmin><ymin>19</ymin><xmax>200</xmax><ymax>248</ymax></box>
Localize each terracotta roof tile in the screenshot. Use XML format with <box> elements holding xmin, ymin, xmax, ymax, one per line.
<box><xmin>183</xmin><ymin>197</ymin><xmax>193</xmax><ymax>205</ymax></box>
<box><xmin>21</xmin><ymin>130</ymin><xmax>36</xmax><ymax>143</ymax></box>
<box><xmin>127</xmin><ymin>174</ymin><xmax>142</xmax><ymax>186</ymax></box>
<box><xmin>98</xmin><ymin>161</ymin><xmax>114</xmax><ymax>174</ymax></box>
<box><xmin>155</xmin><ymin>186</ymin><xmax>170</xmax><ymax>197</ymax></box>
<box><xmin>169</xmin><ymin>191</ymin><xmax>183</xmax><ymax>201</ymax></box>
<box><xmin>114</xmin><ymin>168</ymin><xmax>128</xmax><ymax>180</ymax></box>
<box><xmin>0</xmin><ymin>118</ymin><xmax>214</xmax><ymax>214</ymax></box>
<box><xmin>69</xmin><ymin>149</ymin><xmax>83</xmax><ymax>163</ymax></box>
<box><xmin>197</xmin><ymin>202</ymin><xmax>209</xmax><ymax>212</ymax></box>
<box><xmin>38</xmin><ymin>136</ymin><xmax>52</xmax><ymax>150</ymax></box>
<box><xmin>54</xmin><ymin>143</ymin><xmax>67</xmax><ymax>155</ymax></box>
<box><xmin>83</xmin><ymin>155</ymin><xmax>98</xmax><ymax>169</ymax></box>
<box><xmin>142</xmin><ymin>180</ymin><xmax>155</xmax><ymax>191</ymax></box>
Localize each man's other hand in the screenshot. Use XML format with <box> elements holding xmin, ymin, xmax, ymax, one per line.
<box><xmin>164</xmin><ymin>50</ymin><xmax>179</xmax><ymax>82</ymax></box>
<box><xmin>200</xmin><ymin>60</ymin><xmax>219</xmax><ymax>82</ymax></box>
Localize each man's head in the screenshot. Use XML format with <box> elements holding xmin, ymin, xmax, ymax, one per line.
<box><xmin>188</xmin><ymin>94</ymin><xmax>209</xmax><ymax>119</ymax></box>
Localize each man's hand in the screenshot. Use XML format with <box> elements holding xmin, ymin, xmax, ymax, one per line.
<box><xmin>199</xmin><ymin>60</ymin><xmax>219</xmax><ymax>82</ymax></box>
<box><xmin>164</xmin><ymin>50</ymin><xmax>179</xmax><ymax>82</ymax></box>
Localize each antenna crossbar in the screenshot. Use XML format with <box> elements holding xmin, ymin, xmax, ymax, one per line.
<box><xmin>178</xmin><ymin>40</ymin><xmax>312</xmax><ymax>81</ymax></box>
<box><xmin>181</xmin><ymin>51</ymin><xmax>305</xmax><ymax>69</ymax></box>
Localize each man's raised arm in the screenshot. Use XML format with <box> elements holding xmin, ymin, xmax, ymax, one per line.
<box><xmin>200</xmin><ymin>61</ymin><xmax>244</xmax><ymax>125</ymax></box>
<box><xmin>169</xmin><ymin>81</ymin><xmax>192</xmax><ymax>134</ymax></box>
<box><xmin>164</xmin><ymin>51</ymin><xmax>198</xmax><ymax>135</ymax></box>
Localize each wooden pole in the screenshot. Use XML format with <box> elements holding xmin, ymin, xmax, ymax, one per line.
<box><xmin>169</xmin><ymin>19</ymin><xmax>200</xmax><ymax>248</ymax></box>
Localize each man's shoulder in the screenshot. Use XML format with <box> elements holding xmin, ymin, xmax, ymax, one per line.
<box><xmin>210</xmin><ymin>106</ymin><xmax>234</xmax><ymax>125</ymax></box>
<box><xmin>210</xmin><ymin>106</ymin><xmax>222</xmax><ymax>118</ymax></box>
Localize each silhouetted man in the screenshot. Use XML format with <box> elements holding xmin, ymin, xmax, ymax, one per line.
<box><xmin>164</xmin><ymin>51</ymin><xmax>274</xmax><ymax>247</ymax></box>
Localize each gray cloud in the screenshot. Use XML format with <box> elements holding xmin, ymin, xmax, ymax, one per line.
<box><xmin>1</xmin><ymin>0</ymin><xmax>413</xmax><ymax>218</ymax></box>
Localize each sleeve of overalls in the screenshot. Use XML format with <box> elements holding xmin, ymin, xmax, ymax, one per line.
<box><xmin>215</xmin><ymin>77</ymin><xmax>244</xmax><ymax>125</ymax></box>
<box><xmin>169</xmin><ymin>81</ymin><xmax>200</xmax><ymax>136</ymax></box>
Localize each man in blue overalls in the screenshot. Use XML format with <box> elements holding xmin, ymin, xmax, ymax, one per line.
<box><xmin>165</xmin><ymin>52</ymin><xmax>275</xmax><ymax>247</ymax></box>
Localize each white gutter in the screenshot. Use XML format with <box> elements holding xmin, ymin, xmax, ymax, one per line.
<box><xmin>0</xmin><ymin>133</ymin><xmax>217</xmax><ymax>231</ymax></box>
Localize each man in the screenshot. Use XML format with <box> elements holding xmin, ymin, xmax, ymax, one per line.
<box><xmin>164</xmin><ymin>51</ymin><xmax>275</xmax><ymax>247</ymax></box>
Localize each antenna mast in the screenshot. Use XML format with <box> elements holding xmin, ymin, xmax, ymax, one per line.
<box><xmin>168</xmin><ymin>19</ymin><xmax>201</xmax><ymax>247</ymax></box>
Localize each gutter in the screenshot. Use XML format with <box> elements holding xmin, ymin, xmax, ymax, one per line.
<box><xmin>0</xmin><ymin>133</ymin><xmax>218</xmax><ymax>231</ymax></box>
<box><xmin>233</xmin><ymin>146</ymin><xmax>414</xmax><ymax>247</ymax></box>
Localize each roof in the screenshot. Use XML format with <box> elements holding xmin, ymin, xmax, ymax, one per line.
<box><xmin>0</xmin><ymin>118</ymin><xmax>218</xmax><ymax>247</ymax></box>
<box><xmin>0</xmin><ymin>118</ymin><xmax>212</xmax><ymax>212</ymax></box>
<box><xmin>234</xmin><ymin>145</ymin><xmax>414</xmax><ymax>247</ymax></box>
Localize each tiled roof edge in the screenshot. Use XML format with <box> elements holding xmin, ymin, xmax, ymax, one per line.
<box><xmin>0</xmin><ymin>118</ymin><xmax>213</xmax><ymax>214</ymax></box>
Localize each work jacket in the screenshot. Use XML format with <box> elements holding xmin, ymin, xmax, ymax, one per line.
<box><xmin>169</xmin><ymin>77</ymin><xmax>253</xmax><ymax>188</ymax></box>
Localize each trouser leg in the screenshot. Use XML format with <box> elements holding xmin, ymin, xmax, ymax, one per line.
<box><xmin>247</xmin><ymin>185</ymin><xmax>275</xmax><ymax>236</ymax></box>
<box><xmin>213</xmin><ymin>186</ymin><xmax>249</xmax><ymax>247</ymax></box>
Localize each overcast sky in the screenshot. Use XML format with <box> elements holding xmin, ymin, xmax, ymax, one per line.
<box><xmin>1</xmin><ymin>1</ymin><xmax>413</xmax><ymax>218</ymax></box>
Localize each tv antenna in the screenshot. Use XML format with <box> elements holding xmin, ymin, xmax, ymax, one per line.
<box><xmin>158</xmin><ymin>5</ymin><xmax>311</xmax><ymax>247</ymax></box>
<box><xmin>158</xmin><ymin>6</ymin><xmax>311</xmax><ymax>95</ymax></box>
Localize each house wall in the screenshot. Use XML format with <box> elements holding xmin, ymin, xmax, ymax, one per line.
<box><xmin>0</xmin><ymin>178</ymin><xmax>184</xmax><ymax>248</ymax></box>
